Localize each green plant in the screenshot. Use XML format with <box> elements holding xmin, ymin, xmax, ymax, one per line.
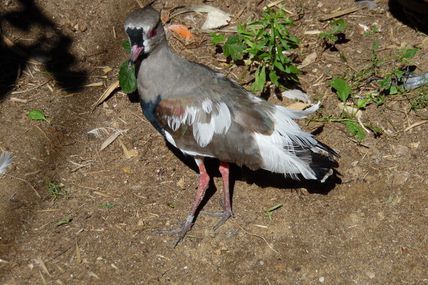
<box><xmin>100</xmin><ymin>202</ymin><xmax>115</xmax><ymax>209</ymax></box>
<box><xmin>28</xmin><ymin>109</ymin><xmax>47</xmax><ymax>121</ymax></box>
<box><xmin>122</xmin><ymin>40</ymin><xmax>131</xmax><ymax>53</ymax></box>
<box><xmin>48</xmin><ymin>182</ymin><xmax>66</xmax><ymax>200</ymax></box>
<box><xmin>336</xmin><ymin>47</ymin><xmax>419</xmax><ymax>109</ymax></box>
<box><xmin>212</xmin><ymin>8</ymin><xmax>300</xmax><ymax>93</ymax></box>
<box><xmin>330</xmin><ymin>78</ymin><xmax>351</xmax><ymax>102</ymax></box>
<box><xmin>410</xmin><ymin>92</ymin><xmax>428</xmax><ymax>110</ymax></box>
<box><xmin>326</xmin><ymin>44</ymin><xmax>419</xmax><ymax>142</ymax></box>
<box><xmin>342</xmin><ymin>119</ymin><xmax>366</xmax><ymax>142</ymax></box>
<box><xmin>320</xmin><ymin>18</ymin><xmax>347</xmax><ymax>48</ymax></box>
<box><xmin>119</xmin><ymin>40</ymin><xmax>137</xmax><ymax>94</ymax></box>
<box><xmin>313</xmin><ymin>115</ymin><xmax>368</xmax><ymax>142</ymax></box>
<box><xmin>119</xmin><ymin>61</ymin><xmax>137</xmax><ymax>93</ymax></box>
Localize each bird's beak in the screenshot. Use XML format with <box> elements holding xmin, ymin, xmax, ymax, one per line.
<box><xmin>130</xmin><ymin>45</ymin><xmax>144</xmax><ymax>63</ymax></box>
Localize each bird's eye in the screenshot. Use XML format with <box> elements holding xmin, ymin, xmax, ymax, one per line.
<box><xmin>147</xmin><ymin>29</ymin><xmax>157</xmax><ymax>38</ymax></box>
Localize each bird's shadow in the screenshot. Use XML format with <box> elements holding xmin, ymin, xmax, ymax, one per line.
<box><xmin>166</xmin><ymin>141</ymin><xmax>341</xmax><ymax>220</ymax></box>
<box><xmin>388</xmin><ymin>0</ymin><xmax>428</xmax><ymax>35</ymax></box>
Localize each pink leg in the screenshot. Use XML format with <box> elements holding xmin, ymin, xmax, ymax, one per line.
<box><xmin>174</xmin><ymin>158</ymin><xmax>210</xmax><ymax>246</ymax></box>
<box><xmin>213</xmin><ymin>162</ymin><xmax>233</xmax><ymax>230</ymax></box>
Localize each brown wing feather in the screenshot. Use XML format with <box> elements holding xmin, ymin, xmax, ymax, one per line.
<box><xmin>153</xmin><ymin>96</ymin><xmax>268</xmax><ymax>169</ymax></box>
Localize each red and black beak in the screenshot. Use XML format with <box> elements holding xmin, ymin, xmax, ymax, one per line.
<box><xmin>126</xmin><ymin>27</ymin><xmax>144</xmax><ymax>63</ymax></box>
<box><xmin>130</xmin><ymin>45</ymin><xmax>144</xmax><ymax>62</ymax></box>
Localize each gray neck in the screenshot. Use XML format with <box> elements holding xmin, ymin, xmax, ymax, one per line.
<box><xmin>137</xmin><ymin>40</ymin><xmax>182</xmax><ymax>102</ymax></box>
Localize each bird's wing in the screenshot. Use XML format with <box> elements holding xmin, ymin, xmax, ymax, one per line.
<box><xmin>153</xmin><ymin>86</ymin><xmax>322</xmax><ymax>152</ymax></box>
<box><xmin>155</xmin><ymin>96</ymin><xmax>233</xmax><ymax>148</ymax></box>
<box><xmin>152</xmin><ymin>71</ymin><xmax>336</xmax><ymax>180</ymax></box>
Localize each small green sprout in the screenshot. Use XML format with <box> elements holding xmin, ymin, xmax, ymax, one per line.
<box><xmin>320</xmin><ymin>18</ymin><xmax>347</xmax><ymax>48</ymax></box>
<box><xmin>342</xmin><ymin>120</ymin><xmax>366</xmax><ymax>142</ymax></box>
<box><xmin>56</xmin><ymin>217</ymin><xmax>72</xmax><ymax>227</ymax></box>
<box><xmin>410</xmin><ymin>92</ymin><xmax>428</xmax><ymax>111</ymax></box>
<box><xmin>48</xmin><ymin>182</ymin><xmax>66</xmax><ymax>200</ymax></box>
<box><xmin>100</xmin><ymin>202</ymin><xmax>115</xmax><ymax>209</ymax></box>
<box><xmin>28</xmin><ymin>109</ymin><xmax>47</xmax><ymax>121</ymax></box>
<box><xmin>265</xmin><ymin>203</ymin><xmax>283</xmax><ymax>220</ymax></box>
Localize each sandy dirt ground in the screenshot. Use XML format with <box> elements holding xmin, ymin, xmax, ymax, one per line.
<box><xmin>0</xmin><ymin>0</ymin><xmax>427</xmax><ymax>284</ymax></box>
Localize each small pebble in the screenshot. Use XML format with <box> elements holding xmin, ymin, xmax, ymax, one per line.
<box><xmin>366</xmin><ymin>271</ymin><xmax>375</xmax><ymax>279</ymax></box>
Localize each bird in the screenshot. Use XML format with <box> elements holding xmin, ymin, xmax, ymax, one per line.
<box><xmin>124</xmin><ymin>7</ymin><xmax>338</xmax><ymax>245</ymax></box>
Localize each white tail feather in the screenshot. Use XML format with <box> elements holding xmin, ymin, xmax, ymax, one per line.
<box><xmin>254</xmin><ymin>103</ymin><xmax>322</xmax><ymax>179</ymax></box>
<box><xmin>254</xmin><ymin>134</ymin><xmax>317</xmax><ymax>179</ymax></box>
<box><xmin>0</xmin><ymin>151</ymin><xmax>13</xmax><ymax>175</ymax></box>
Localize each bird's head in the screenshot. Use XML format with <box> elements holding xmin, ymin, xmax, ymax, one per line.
<box><xmin>124</xmin><ymin>7</ymin><xmax>165</xmax><ymax>63</ymax></box>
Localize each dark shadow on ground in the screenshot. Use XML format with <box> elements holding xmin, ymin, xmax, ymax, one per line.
<box><xmin>0</xmin><ymin>0</ymin><xmax>88</xmax><ymax>277</ymax></box>
<box><xmin>166</xmin><ymin>141</ymin><xmax>341</xmax><ymax>226</ymax></box>
<box><xmin>388</xmin><ymin>0</ymin><xmax>428</xmax><ymax>35</ymax></box>
<box><xmin>167</xmin><ymin>142</ymin><xmax>340</xmax><ymax>195</ymax></box>
<box><xmin>0</xmin><ymin>0</ymin><xmax>88</xmax><ymax>101</ymax></box>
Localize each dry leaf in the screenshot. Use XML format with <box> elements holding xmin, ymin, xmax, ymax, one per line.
<box><xmin>87</xmin><ymin>127</ymin><xmax>110</xmax><ymax>139</ymax></box>
<box><xmin>168</xmin><ymin>24</ymin><xmax>193</xmax><ymax>41</ymax></box>
<box><xmin>338</xmin><ymin>103</ymin><xmax>371</xmax><ymax>134</ymax></box>
<box><xmin>102</xmin><ymin>66</ymin><xmax>112</xmax><ymax>74</ymax></box>
<box><xmin>404</xmin><ymin>120</ymin><xmax>428</xmax><ymax>132</ymax></box>
<box><xmin>85</xmin><ymin>82</ymin><xmax>104</xmax><ymax>87</ymax></box>
<box><xmin>298</xmin><ymin>52</ymin><xmax>317</xmax><ymax>69</ymax></box>
<box><xmin>10</xmin><ymin>97</ymin><xmax>28</xmax><ymax>103</ymax></box>
<box><xmin>122</xmin><ymin>166</ymin><xmax>132</xmax><ymax>174</ymax></box>
<box><xmin>282</xmin><ymin>89</ymin><xmax>311</xmax><ymax>103</ymax></box>
<box><xmin>32</xmin><ymin>258</ymin><xmax>50</xmax><ymax>276</ymax></box>
<box><xmin>358</xmin><ymin>23</ymin><xmax>369</xmax><ymax>32</ymax></box>
<box><xmin>88</xmin><ymin>272</ymin><xmax>100</xmax><ymax>279</ymax></box>
<box><xmin>176</xmin><ymin>177</ymin><xmax>185</xmax><ymax>189</ymax></box>
<box><xmin>75</xmin><ymin>243</ymin><xmax>81</xmax><ymax>264</ymax></box>
<box><xmin>118</xmin><ymin>139</ymin><xmax>138</xmax><ymax>159</ymax></box>
<box><xmin>100</xmin><ymin>129</ymin><xmax>127</xmax><ymax>151</ymax></box>
<box><xmin>420</xmin><ymin>37</ymin><xmax>428</xmax><ymax>49</ymax></box>
<box><xmin>191</xmin><ymin>4</ymin><xmax>231</xmax><ymax>30</ymax></box>
<box><xmin>338</xmin><ymin>102</ymin><xmax>362</xmax><ymax>119</ymax></box>
<box><xmin>160</xmin><ymin>9</ymin><xmax>171</xmax><ymax>24</ymax></box>
<box><xmin>304</xmin><ymin>30</ymin><xmax>321</xmax><ymax>35</ymax></box>
<box><xmin>92</xmin><ymin>80</ymin><xmax>120</xmax><ymax>110</ymax></box>
<box><xmin>93</xmin><ymin>191</ymin><xmax>111</xmax><ymax>198</ymax></box>
<box><xmin>286</xmin><ymin>102</ymin><xmax>311</xmax><ymax>110</ymax></box>
<box><xmin>409</xmin><ymin>142</ymin><xmax>420</xmax><ymax>149</ymax></box>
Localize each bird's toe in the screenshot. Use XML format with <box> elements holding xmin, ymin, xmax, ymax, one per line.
<box><xmin>212</xmin><ymin>210</ymin><xmax>233</xmax><ymax>231</ymax></box>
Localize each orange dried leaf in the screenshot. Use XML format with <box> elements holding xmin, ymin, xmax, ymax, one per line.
<box><xmin>168</xmin><ymin>24</ymin><xmax>193</xmax><ymax>41</ymax></box>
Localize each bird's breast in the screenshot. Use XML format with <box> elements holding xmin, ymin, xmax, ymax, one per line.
<box><xmin>139</xmin><ymin>96</ymin><xmax>164</xmax><ymax>135</ymax></box>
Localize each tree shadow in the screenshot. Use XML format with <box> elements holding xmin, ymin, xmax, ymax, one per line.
<box><xmin>0</xmin><ymin>0</ymin><xmax>88</xmax><ymax>101</ymax></box>
<box><xmin>0</xmin><ymin>0</ymin><xmax>88</xmax><ymax>276</ymax></box>
<box><xmin>388</xmin><ymin>0</ymin><xmax>428</xmax><ymax>35</ymax></box>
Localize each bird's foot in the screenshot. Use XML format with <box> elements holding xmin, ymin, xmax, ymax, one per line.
<box><xmin>154</xmin><ymin>215</ymin><xmax>194</xmax><ymax>247</ymax></box>
<box><xmin>200</xmin><ymin>210</ymin><xmax>233</xmax><ymax>231</ymax></box>
<box><xmin>200</xmin><ymin>210</ymin><xmax>226</xmax><ymax>217</ymax></box>
<box><xmin>213</xmin><ymin>210</ymin><xmax>233</xmax><ymax>231</ymax></box>
<box><xmin>173</xmin><ymin>215</ymin><xmax>194</xmax><ymax>247</ymax></box>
